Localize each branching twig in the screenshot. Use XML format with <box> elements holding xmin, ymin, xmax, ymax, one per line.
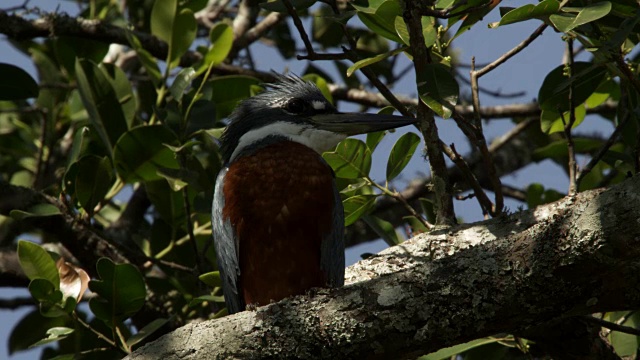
<box><xmin>564</xmin><ymin>38</ymin><xmax>578</xmax><ymax>196</ymax></box>
<box><xmin>581</xmin><ymin>315</ymin><xmax>640</xmax><ymax>336</ymax></box>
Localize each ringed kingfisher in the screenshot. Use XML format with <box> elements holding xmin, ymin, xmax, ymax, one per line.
<box><xmin>212</xmin><ymin>74</ymin><xmax>416</xmax><ymax>314</ymax></box>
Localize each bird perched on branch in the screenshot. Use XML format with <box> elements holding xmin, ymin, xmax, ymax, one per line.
<box><xmin>212</xmin><ymin>74</ymin><xmax>416</xmax><ymax>314</ymax></box>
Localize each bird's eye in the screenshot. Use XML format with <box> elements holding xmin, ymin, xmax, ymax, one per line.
<box><xmin>284</xmin><ymin>99</ymin><xmax>306</xmax><ymax>114</ymax></box>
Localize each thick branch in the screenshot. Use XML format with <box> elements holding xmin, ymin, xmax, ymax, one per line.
<box><xmin>127</xmin><ymin>177</ymin><xmax>640</xmax><ymax>359</ymax></box>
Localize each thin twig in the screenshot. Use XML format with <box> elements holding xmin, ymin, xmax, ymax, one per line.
<box><xmin>576</xmin><ymin>112</ymin><xmax>630</xmax><ymax>185</ymax></box>
<box><xmin>488</xmin><ymin>118</ymin><xmax>537</xmax><ymax>153</ymax></box>
<box><xmin>565</xmin><ymin>38</ymin><xmax>578</xmax><ymax>195</ymax></box>
<box><xmin>581</xmin><ymin>315</ymin><xmax>640</xmax><ymax>336</ymax></box>
<box><xmin>441</xmin><ymin>143</ymin><xmax>494</xmax><ymax>217</ymax></box>
<box><xmin>474</xmin><ymin>24</ymin><xmax>548</xmax><ymax>79</ymax></box>
<box><xmin>367</xmin><ymin>178</ymin><xmax>432</xmax><ymax>230</ymax></box>
<box><xmin>73</xmin><ymin>311</ymin><xmax>120</xmax><ymax>350</ymax></box>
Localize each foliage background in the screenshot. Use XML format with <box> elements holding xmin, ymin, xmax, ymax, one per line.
<box><xmin>0</xmin><ymin>0</ymin><xmax>637</xmax><ymax>358</ymax></box>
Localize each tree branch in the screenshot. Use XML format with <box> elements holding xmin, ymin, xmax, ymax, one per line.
<box><xmin>126</xmin><ymin>176</ymin><xmax>640</xmax><ymax>359</ymax></box>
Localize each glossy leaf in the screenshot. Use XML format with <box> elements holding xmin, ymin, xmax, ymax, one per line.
<box><xmin>386</xmin><ymin>132</ymin><xmax>420</xmax><ymax>181</ymax></box>
<box><xmin>366</xmin><ymin>131</ymin><xmax>386</xmax><ymax>153</ymax></box>
<box><xmin>450</xmin><ymin>0</ymin><xmax>500</xmax><ymax>41</ymax></box>
<box><xmin>395</xmin><ymin>16</ymin><xmax>437</xmax><ymax>47</ymax></box>
<box><xmin>550</xmin><ymin>2</ymin><xmax>612</xmax><ymax>32</ymax></box>
<box><xmin>30</xmin><ymin>327</ymin><xmax>74</xmax><ymax>348</ymax></box>
<box><xmin>10</xmin><ymin>204</ymin><xmax>61</xmax><ymax>220</ymax></box>
<box><xmin>75</xmin><ymin>59</ymin><xmax>129</xmax><ymax>152</ymax></box>
<box><xmin>323</xmin><ymin>138</ymin><xmax>372</xmax><ymax>179</ymax></box>
<box><xmin>74</xmin><ymin>155</ymin><xmax>114</xmax><ymax>213</ymax></box>
<box><xmin>357</xmin><ymin>1</ymin><xmax>404</xmax><ymax>44</ymax></box>
<box><xmin>538</xmin><ymin>62</ymin><xmax>607</xmax><ymax>112</ymax></box>
<box><xmin>151</xmin><ymin>0</ymin><xmax>177</xmax><ymax>48</ymax></box>
<box><xmin>347</xmin><ymin>46</ymin><xmax>406</xmax><ymax>77</ymax></box>
<box><xmin>197</xmin><ymin>23</ymin><xmax>234</xmax><ymax>75</ymax></box>
<box><xmin>170</xmin><ymin>9</ymin><xmax>197</xmax><ymax>67</ymax></box>
<box><xmin>418</xmin><ymin>64</ymin><xmax>459</xmax><ymax>119</ymax></box>
<box><xmin>170</xmin><ymin>67</ymin><xmax>196</xmax><ymax>102</ymax></box>
<box><xmin>89</xmin><ymin>258</ymin><xmax>146</xmax><ymax>326</ymax></box>
<box><xmin>113</xmin><ymin>125</ymin><xmax>180</xmax><ymax>183</ymax></box>
<box><xmin>0</xmin><ymin>63</ymin><xmax>39</xmax><ymax>100</ymax></box>
<box><xmin>490</xmin><ymin>0</ymin><xmax>560</xmax><ymax>28</ymax></box>
<box><xmin>199</xmin><ymin>271</ymin><xmax>222</xmax><ymax>287</ymax></box>
<box><xmin>17</xmin><ymin>240</ymin><xmax>60</xmax><ymax>287</ymax></box>
<box><xmin>343</xmin><ymin>195</ymin><xmax>377</xmax><ymax>226</ymax></box>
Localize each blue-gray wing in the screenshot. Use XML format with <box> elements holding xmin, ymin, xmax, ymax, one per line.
<box><xmin>212</xmin><ymin>168</ymin><xmax>245</xmax><ymax>313</ymax></box>
<box><xmin>321</xmin><ymin>179</ymin><xmax>345</xmax><ymax>287</ymax></box>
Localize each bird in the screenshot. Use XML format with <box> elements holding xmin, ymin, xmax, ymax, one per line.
<box><xmin>212</xmin><ymin>74</ymin><xmax>416</xmax><ymax>314</ymax></box>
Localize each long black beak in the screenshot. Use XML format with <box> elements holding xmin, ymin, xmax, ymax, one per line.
<box><xmin>309</xmin><ymin>112</ymin><xmax>416</xmax><ymax>136</ymax></box>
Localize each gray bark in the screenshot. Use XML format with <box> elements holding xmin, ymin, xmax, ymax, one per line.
<box><xmin>126</xmin><ymin>176</ymin><xmax>640</xmax><ymax>359</ymax></box>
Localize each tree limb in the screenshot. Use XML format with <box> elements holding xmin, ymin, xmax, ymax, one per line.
<box><xmin>126</xmin><ymin>176</ymin><xmax>640</xmax><ymax>359</ymax></box>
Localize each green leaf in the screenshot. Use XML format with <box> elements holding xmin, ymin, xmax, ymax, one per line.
<box><xmin>10</xmin><ymin>204</ymin><xmax>61</xmax><ymax>220</ymax></box>
<box><xmin>538</xmin><ymin>62</ymin><xmax>607</xmax><ymax>112</ymax></box>
<box><xmin>490</xmin><ymin>0</ymin><xmax>560</xmax><ymax>28</ymax></box>
<box><xmin>586</xmin><ymin>79</ymin><xmax>619</xmax><ymax>108</ymax></box>
<box><xmin>67</xmin><ymin>126</ymin><xmax>91</xmax><ymax>167</ymax></box>
<box><xmin>366</xmin><ymin>131</ymin><xmax>386</xmax><ymax>153</ymax></box>
<box><xmin>362</xmin><ymin>214</ymin><xmax>401</xmax><ymax>246</ymax></box>
<box><xmin>386</xmin><ymin>132</ymin><xmax>420</xmax><ymax>181</ymax></box>
<box><xmin>199</xmin><ymin>271</ymin><xmax>222</xmax><ymax>287</ymax></box>
<box><xmin>113</xmin><ymin>125</ymin><xmax>180</xmax><ymax>183</ymax></box>
<box><xmin>0</xmin><ymin>63</ymin><xmax>39</xmax><ymax>100</ymax></box>
<box><xmin>302</xmin><ymin>74</ymin><xmax>333</xmax><ymax>104</ymax></box>
<box><xmin>550</xmin><ymin>2</ymin><xmax>612</xmax><ymax>32</ymax></box>
<box><xmin>28</xmin><ymin>278</ymin><xmax>60</xmax><ymax>303</ymax></box>
<box><xmin>75</xmin><ymin>59</ymin><xmax>129</xmax><ymax>153</ymax></box>
<box><xmin>343</xmin><ymin>195</ymin><xmax>377</xmax><ymax>226</ymax></box>
<box><xmin>17</xmin><ymin>240</ymin><xmax>60</xmax><ymax>287</ymax></box>
<box><xmin>608</xmin><ymin>312</ymin><xmax>640</xmax><ymax>357</ymax></box>
<box><xmin>357</xmin><ymin>0</ymin><xmax>404</xmax><ymax>44</ymax></box>
<box><xmin>206</xmin><ymin>76</ymin><xmax>261</xmax><ymax>120</ymax></box>
<box><xmin>170</xmin><ymin>9</ymin><xmax>197</xmax><ymax>67</ymax></box>
<box><xmin>449</xmin><ymin>0</ymin><xmax>499</xmax><ymax>41</ymax></box>
<box><xmin>418</xmin><ymin>64</ymin><xmax>459</xmax><ymax>119</ymax></box>
<box><xmin>533</xmin><ymin>137</ymin><xmax>603</xmax><ymax>160</ymax></box>
<box><xmin>74</xmin><ymin>155</ymin><xmax>115</xmax><ymax>213</ymax></box>
<box><xmin>145</xmin><ymin>179</ymin><xmax>187</xmax><ymax>226</ymax></box>
<box><xmin>259</xmin><ymin>0</ymin><xmax>316</xmax><ymax>12</ymax></box>
<box><xmin>347</xmin><ymin>46</ymin><xmax>407</xmax><ymax>77</ymax></box>
<box><xmin>8</xmin><ymin>310</ymin><xmax>66</xmax><ymax>354</ymax></box>
<box><xmin>395</xmin><ymin>16</ymin><xmax>437</xmax><ymax>47</ymax></box>
<box><xmin>126</xmin><ymin>33</ymin><xmax>162</xmax><ymax>85</ymax></box>
<box><xmin>170</xmin><ymin>67</ymin><xmax>196</xmax><ymax>102</ymax></box>
<box><xmin>126</xmin><ymin>318</ymin><xmax>169</xmax><ymax>347</ymax></box>
<box><xmin>101</xmin><ymin>63</ymin><xmax>137</xmax><ymax>129</ymax></box>
<box><xmin>419</xmin><ymin>337</ymin><xmax>503</xmax><ymax>360</ymax></box>
<box><xmin>540</xmin><ymin>103</ymin><xmax>586</xmax><ymax>134</ymax></box>
<box><xmin>151</xmin><ymin>0</ymin><xmax>177</xmax><ymax>47</ymax></box>
<box><xmin>323</xmin><ymin>138</ymin><xmax>372</xmax><ymax>179</ymax></box>
<box><xmin>30</xmin><ymin>327</ymin><xmax>74</xmax><ymax>348</ymax></box>
<box><xmin>89</xmin><ymin>258</ymin><xmax>146</xmax><ymax>327</ymax></box>
<box><xmin>196</xmin><ymin>23</ymin><xmax>234</xmax><ymax>75</ymax></box>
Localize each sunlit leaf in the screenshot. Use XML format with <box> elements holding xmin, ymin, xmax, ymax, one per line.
<box><xmin>540</xmin><ymin>104</ymin><xmax>586</xmax><ymax>134</ymax></box>
<box><xmin>323</xmin><ymin>138</ymin><xmax>372</xmax><ymax>179</ymax></box>
<box><xmin>538</xmin><ymin>62</ymin><xmax>607</xmax><ymax>112</ymax></box>
<box><xmin>362</xmin><ymin>214</ymin><xmax>401</xmax><ymax>246</ymax></box>
<box><xmin>17</xmin><ymin>240</ymin><xmax>60</xmax><ymax>287</ymax></box>
<box><xmin>490</xmin><ymin>0</ymin><xmax>560</xmax><ymax>28</ymax></box>
<box><xmin>550</xmin><ymin>2</ymin><xmax>612</xmax><ymax>32</ymax></box>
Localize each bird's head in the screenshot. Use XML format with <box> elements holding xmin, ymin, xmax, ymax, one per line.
<box><xmin>220</xmin><ymin>74</ymin><xmax>416</xmax><ymax>164</ymax></box>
